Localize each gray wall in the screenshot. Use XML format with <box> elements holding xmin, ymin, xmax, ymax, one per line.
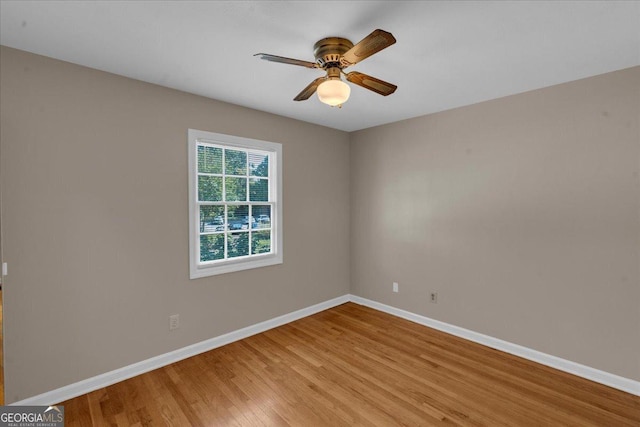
<box><xmin>0</xmin><ymin>46</ymin><xmax>351</xmax><ymax>403</ymax></box>
<box><xmin>350</xmin><ymin>66</ymin><xmax>640</xmax><ymax>381</ymax></box>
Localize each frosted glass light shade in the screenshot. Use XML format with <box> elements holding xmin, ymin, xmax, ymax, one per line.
<box><xmin>317</xmin><ymin>79</ymin><xmax>350</xmax><ymax>106</ymax></box>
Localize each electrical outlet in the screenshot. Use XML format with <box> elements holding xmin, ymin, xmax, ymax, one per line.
<box><xmin>430</xmin><ymin>292</ymin><xmax>438</xmax><ymax>303</ymax></box>
<box><xmin>393</xmin><ymin>282</ymin><xmax>399</xmax><ymax>293</ymax></box>
<box><xmin>169</xmin><ymin>314</ymin><xmax>179</xmax><ymax>331</ymax></box>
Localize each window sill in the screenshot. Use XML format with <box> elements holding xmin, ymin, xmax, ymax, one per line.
<box><xmin>190</xmin><ymin>253</ymin><xmax>283</xmax><ymax>279</ymax></box>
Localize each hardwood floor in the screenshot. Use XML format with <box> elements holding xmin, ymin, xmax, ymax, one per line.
<box><xmin>61</xmin><ymin>302</ymin><xmax>640</xmax><ymax>426</ymax></box>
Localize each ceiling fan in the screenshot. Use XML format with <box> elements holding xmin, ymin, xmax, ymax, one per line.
<box><xmin>255</xmin><ymin>29</ymin><xmax>397</xmax><ymax>107</ymax></box>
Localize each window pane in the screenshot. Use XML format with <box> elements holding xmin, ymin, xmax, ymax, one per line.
<box><xmin>227</xmin><ymin>205</ymin><xmax>249</xmax><ymax>230</ymax></box>
<box><xmin>252</xmin><ymin>231</ymin><xmax>271</xmax><ymax>254</ymax></box>
<box><xmin>198</xmin><ymin>176</ymin><xmax>222</xmax><ymax>201</ymax></box>
<box><xmin>200</xmin><ymin>206</ymin><xmax>225</xmax><ymax>232</ymax></box>
<box><xmin>200</xmin><ymin>234</ymin><xmax>225</xmax><ymax>262</ymax></box>
<box><xmin>253</xmin><ymin>205</ymin><xmax>271</xmax><ymax>229</ymax></box>
<box><xmin>225</xmin><ymin>177</ymin><xmax>246</xmax><ymax>201</ymax></box>
<box><xmin>249</xmin><ymin>178</ymin><xmax>269</xmax><ymax>202</ymax></box>
<box><xmin>227</xmin><ymin>232</ymin><xmax>249</xmax><ymax>258</ymax></box>
<box><xmin>198</xmin><ymin>145</ymin><xmax>222</xmax><ymax>174</ymax></box>
<box><xmin>225</xmin><ymin>149</ymin><xmax>247</xmax><ymax>175</ymax></box>
<box><xmin>249</xmin><ymin>152</ymin><xmax>269</xmax><ymax>177</ymax></box>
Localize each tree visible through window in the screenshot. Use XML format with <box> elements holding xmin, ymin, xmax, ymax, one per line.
<box><xmin>189</xmin><ymin>130</ymin><xmax>282</xmax><ymax>278</ymax></box>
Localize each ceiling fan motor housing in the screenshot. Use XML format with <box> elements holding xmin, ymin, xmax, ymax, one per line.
<box><xmin>313</xmin><ymin>37</ymin><xmax>353</xmax><ymax>68</ymax></box>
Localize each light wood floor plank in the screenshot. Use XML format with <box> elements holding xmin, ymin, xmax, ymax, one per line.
<box><xmin>60</xmin><ymin>302</ymin><xmax>640</xmax><ymax>426</ymax></box>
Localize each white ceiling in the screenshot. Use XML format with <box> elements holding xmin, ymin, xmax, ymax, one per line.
<box><xmin>1</xmin><ymin>1</ymin><xmax>639</xmax><ymax>132</ymax></box>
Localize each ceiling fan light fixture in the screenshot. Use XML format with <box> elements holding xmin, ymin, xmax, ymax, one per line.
<box><xmin>317</xmin><ymin>78</ymin><xmax>350</xmax><ymax>107</ymax></box>
<box><xmin>256</xmin><ymin>29</ymin><xmax>396</xmax><ymax>105</ymax></box>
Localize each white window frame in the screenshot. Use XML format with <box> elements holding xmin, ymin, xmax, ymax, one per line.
<box><xmin>188</xmin><ymin>129</ymin><xmax>283</xmax><ymax>278</ymax></box>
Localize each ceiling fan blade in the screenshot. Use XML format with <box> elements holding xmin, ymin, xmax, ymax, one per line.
<box><xmin>345</xmin><ymin>72</ymin><xmax>397</xmax><ymax>96</ymax></box>
<box><xmin>294</xmin><ymin>77</ymin><xmax>327</xmax><ymax>101</ymax></box>
<box><xmin>341</xmin><ymin>29</ymin><xmax>396</xmax><ymax>66</ymax></box>
<box><xmin>254</xmin><ymin>53</ymin><xmax>318</xmax><ymax>69</ymax></box>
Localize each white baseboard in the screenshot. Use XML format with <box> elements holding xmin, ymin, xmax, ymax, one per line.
<box><xmin>11</xmin><ymin>294</ymin><xmax>351</xmax><ymax>406</ymax></box>
<box><xmin>12</xmin><ymin>292</ymin><xmax>639</xmax><ymax>405</ymax></box>
<box><xmin>350</xmin><ymin>295</ymin><xmax>640</xmax><ymax>396</ymax></box>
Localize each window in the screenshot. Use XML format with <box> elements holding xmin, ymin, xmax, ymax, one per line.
<box><xmin>188</xmin><ymin>129</ymin><xmax>282</xmax><ymax>278</ymax></box>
